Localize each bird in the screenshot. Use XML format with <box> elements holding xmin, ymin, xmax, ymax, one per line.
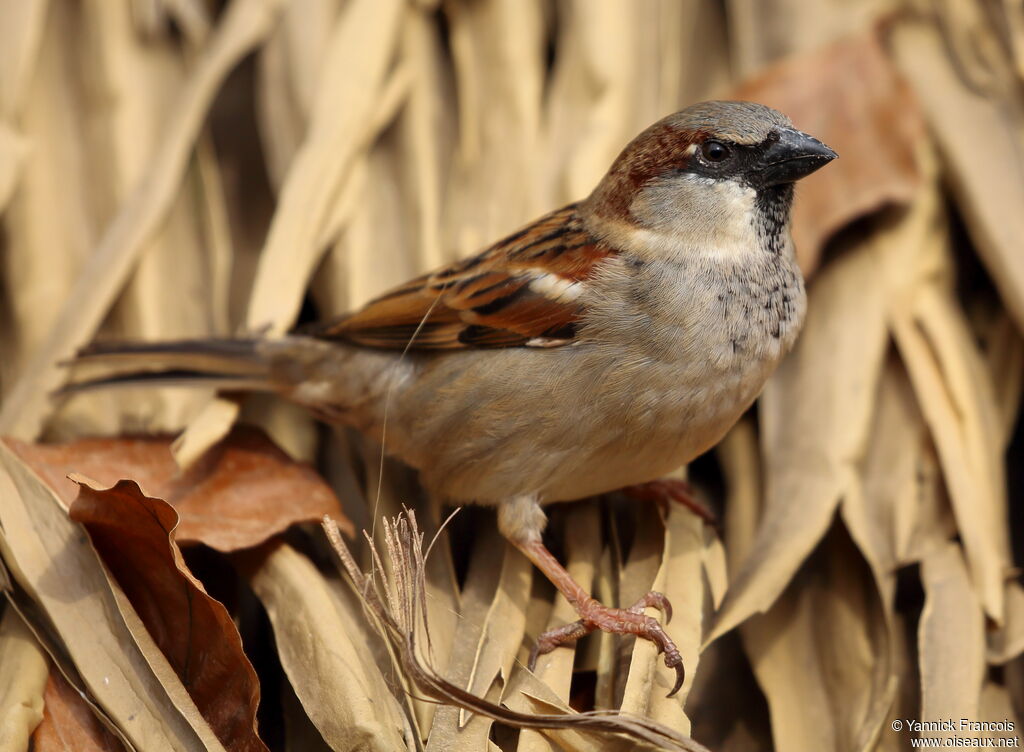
<box><xmin>61</xmin><ymin>100</ymin><xmax>836</xmax><ymax>697</ymax></box>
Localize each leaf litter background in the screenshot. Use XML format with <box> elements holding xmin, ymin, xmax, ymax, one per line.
<box><xmin>0</xmin><ymin>1</ymin><xmax>1023</xmax><ymax>751</ymax></box>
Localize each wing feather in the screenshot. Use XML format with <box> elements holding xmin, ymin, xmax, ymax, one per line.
<box><xmin>308</xmin><ymin>203</ymin><xmax>613</xmax><ymax>350</ymax></box>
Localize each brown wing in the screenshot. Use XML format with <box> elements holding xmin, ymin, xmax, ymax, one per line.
<box><xmin>309</xmin><ymin>203</ymin><xmax>615</xmax><ymax>350</ymax></box>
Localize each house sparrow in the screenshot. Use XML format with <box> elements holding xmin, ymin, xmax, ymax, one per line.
<box><xmin>62</xmin><ymin>100</ymin><xmax>836</xmax><ymax>697</ymax></box>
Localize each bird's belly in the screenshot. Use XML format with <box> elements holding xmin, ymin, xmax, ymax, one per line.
<box><xmin>537</xmin><ymin>353</ymin><xmax>771</xmax><ymax>502</ymax></box>
<box><xmin>396</xmin><ymin>340</ymin><xmax>777</xmax><ymax>505</ymax></box>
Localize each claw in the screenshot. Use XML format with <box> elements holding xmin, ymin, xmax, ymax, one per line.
<box><xmin>628</xmin><ymin>591</ymin><xmax>673</xmax><ymax>623</ymax></box>
<box><xmin>667</xmin><ymin>663</ymin><xmax>686</xmax><ymax>698</ymax></box>
<box><xmin>527</xmin><ymin>644</ymin><xmax>539</xmax><ymax>672</ymax></box>
<box><xmin>661</xmin><ymin>643</ymin><xmax>686</xmax><ymax>698</ymax></box>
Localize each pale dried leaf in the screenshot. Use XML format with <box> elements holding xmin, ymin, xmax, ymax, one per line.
<box><xmin>461</xmin><ymin>547</ymin><xmax>532</xmax><ymax>729</ymax></box>
<box><xmin>0</xmin><ymin>0</ymin><xmax>48</xmax><ymax>116</ymax></box>
<box><xmin>918</xmin><ymin>543</ymin><xmax>985</xmax><ymax>738</ymax></box>
<box><xmin>0</xmin><ymin>607</ymin><xmax>48</xmax><ymax>752</ymax></box>
<box><xmin>171</xmin><ymin>398</ymin><xmax>239</xmax><ymax>470</ymax></box>
<box><xmin>239</xmin><ymin>541</ymin><xmax>410</xmax><ymax>752</ymax></box>
<box><xmin>741</xmin><ymin>528</ymin><xmax>892</xmax><ymax>752</ymax></box>
<box><xmin>621</xmin><ymin>506</ymin><xmax>703</xmax><ymax>732</ymax></box>
<box><xmin>324</xmin><ymin>514</ymin><xmax>710</xmax><ymax>752</ymax></box>
<box><xmin>518</xmin><ymin>504</ymin><xmax>601</xmax><ymax>752</ymax></box>
<box><xmin>891</xmin><ymin>19</ymin><xmax>1024</xmax><ymax>333</ymax></box>
<box><xmin>718</xmin><ymin>418</ymin><xmax>762</xmax><ymax>573</ymax></box>
<box><xmin>0</xmin><ymin>123</ymin><xmax>26</xmax><ymax>214</ymax></box>
<box><xmin>443</xmin><ymin>0</ymin><xmax>546</xmax><ymax>256</ymax></box>
<box><xmin>244</xmin><ymin>0</ymin><xmax>405</xmax><ymax>333</ymax></box>
<box><xmin>0</xmin><ymin>0</ymin><xmax>286</xmax><ymax>439</ymax></box>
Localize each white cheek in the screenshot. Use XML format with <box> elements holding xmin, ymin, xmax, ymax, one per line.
<box><xmin>664</xmin><ymin>175</ymin><xmax>759</xmax><ymax>258</ymax></box>
<box><xmin>710</xmin><ymin>180</ymin><xmax>759</xmax><ymax>245</ymax></box>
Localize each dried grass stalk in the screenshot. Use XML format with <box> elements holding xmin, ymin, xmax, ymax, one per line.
<box><xmin>322</xmin><ymin>512</ymin><xmax>711</xmax><ymax>752</ymax></box>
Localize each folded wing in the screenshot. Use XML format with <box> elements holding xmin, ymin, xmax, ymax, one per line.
<box><xmin>310</xmin><ymin>204</ymin><xmax>615</xmax><ymax>350</ymax></box>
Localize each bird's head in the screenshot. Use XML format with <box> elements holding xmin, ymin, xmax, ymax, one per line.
<box><xmin>584</xmin><ymin>100</ymin><xmax>837</xmax><ymax>260</ymax></box>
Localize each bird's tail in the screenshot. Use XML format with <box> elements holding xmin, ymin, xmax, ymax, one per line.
<box><xmin>58</xmin><ymin>338</ymin><xmax>277</xmax><ymax>396</ymax></box>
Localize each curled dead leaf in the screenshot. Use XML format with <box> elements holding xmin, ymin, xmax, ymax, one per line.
<box><xmin>4</xmin><ymin>426</ymin><xmax>352</xmax><ymax>551</ymax></box>
<box><xmin>68</xmin><ymin>478</ymin><xmax>267</xmax><ymax>752</ymax></box>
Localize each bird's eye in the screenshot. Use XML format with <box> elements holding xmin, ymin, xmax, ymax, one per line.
<box><xmin>701</xmin><ymin>140</ymin><xmax>730</xmax><ymax>163</ymax></box>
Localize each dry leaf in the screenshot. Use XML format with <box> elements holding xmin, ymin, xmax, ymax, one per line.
<box><xmin>67</xmin><ymin>478</ymin><xmax>266</xmax><ymax>752</ymax></box>
<box><xmin>0</xmin><ymin>0</ymin><xmax>286</xmax><ymax>440</ymax></box>
<box><xmin>244</xmin><ymin>0</ymin><xmax>405</xmax><ymax>332</ymax></box>
<box><xmin>461</xmin><ymin>545</ymin><xmax>532</xmax><ymax>732</ymax></box>
<box><xmin>880</xmin><ymin>157</ymin><xmax>1012</xmax><ymax>623</ymax></box>
<box><xmin>0</xmin><ymin>442</ymin><xmax>223</xmax><ymax>751</ymax></box>
<box><xmin>5</xmin><ymin>426</ymin><xmax>351</xmax><ymax>551</ymax></box>
<box><xmin>741</xmin><ymin>527</ymin><xmax>893</xmax><ymax>752</ymax></box>
<box><xmin>620</xmin><ymin>503</ymin><xmax>703</xmax><ymax>731</ymax></box>
<box><xmin>918</xmin><ymin>543</ymin><xmax>986</xmax><ymax>739</ymax></box>
<box><xmin>236</xmin><ymin>540</ymin><xmax>410</xmax><ymax>752</ymax></box>
<box><xmin>518</xmin><ymin>504</ymin><xmax>601</xmax><ymax>752</ymax></box>
<box><xmin>890</xmin><ymin>18</ymin><xmax>1024</xmax><ymax>333</ymax></box>
<box><xmin>32</xmin><ymin>670</ymin><xmax>127</xmax><ymax>752</ymax></box>
<box><xmin>0</xmin><ymin>607</ymin><xmax>49</xmax><ymax>751</ymax></box>
<box><xmin>323</xmin><ymin>512</ymin><xmax>711</xmax><ymax>752</ymax></box>
<box><xmin>426</xmin><ymin>524</ymin><xmax>508</xmax><ymax>751</ymax></box>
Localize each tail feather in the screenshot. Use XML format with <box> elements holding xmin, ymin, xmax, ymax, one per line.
<box><xmin>58</xmin><ymin>338</ymin><xmax>275</xmax><ymax>397</ymax></box>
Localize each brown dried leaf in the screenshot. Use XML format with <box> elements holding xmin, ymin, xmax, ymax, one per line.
<box><xmin>734</xmin><ymin>27</ymin><xmax>926</xmax><ymax>275</ymax></box>
<box><xmin>32</xmin><ymin>669</ymin><xmax>127</xmax><ymax>752</ymax></box>
<box><xmin>0</xmin><ymin>442</ymin><xmax>222</xmax><ymax>750</ymax></box>
<box><xmin>67</xmin><ymin>478</ymin><xmax>266</xmax><ymax>752</ymax></box>
<box><xmin>5</xmin><ymin>426</ymin><xmax>351</xmax><ymax>551</ymax></box>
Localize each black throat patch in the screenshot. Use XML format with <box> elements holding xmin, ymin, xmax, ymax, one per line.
<box><xmin>754</xmin><ymin>183</ymin><xmax>794</xmax><ymax>256</ymax></box>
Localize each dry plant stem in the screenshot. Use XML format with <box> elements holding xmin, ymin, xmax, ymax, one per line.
<box><xmin>321</xmin><ymin>514</ymin><xmax>709</xmax><ymax>752</ymax></box>
<box><xmin>515</xmin><ymin>537</ymin><xmax>685</xmax><ymax>698</ymax></box>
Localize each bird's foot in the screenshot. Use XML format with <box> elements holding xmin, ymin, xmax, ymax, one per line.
<box><xmin>621</xmin><ymin>478</ymin><xmax>719</xmax><ymax>532</ymax></box>
<box><xmin>528</xmin><ymin>590</ymin><xmax>685</xmax><ymax>697</ymax></box>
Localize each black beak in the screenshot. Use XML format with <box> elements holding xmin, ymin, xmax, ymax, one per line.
<box><xmin>754</xmin><ymin>127</ymin><xmax>837</xmax><ymax>189</ymax></box>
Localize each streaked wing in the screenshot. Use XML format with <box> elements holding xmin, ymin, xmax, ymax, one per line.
<box><xmin>309</xmin><ymin>203</ymin><xmax>614</xmax><ymax>350</ymax></box>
